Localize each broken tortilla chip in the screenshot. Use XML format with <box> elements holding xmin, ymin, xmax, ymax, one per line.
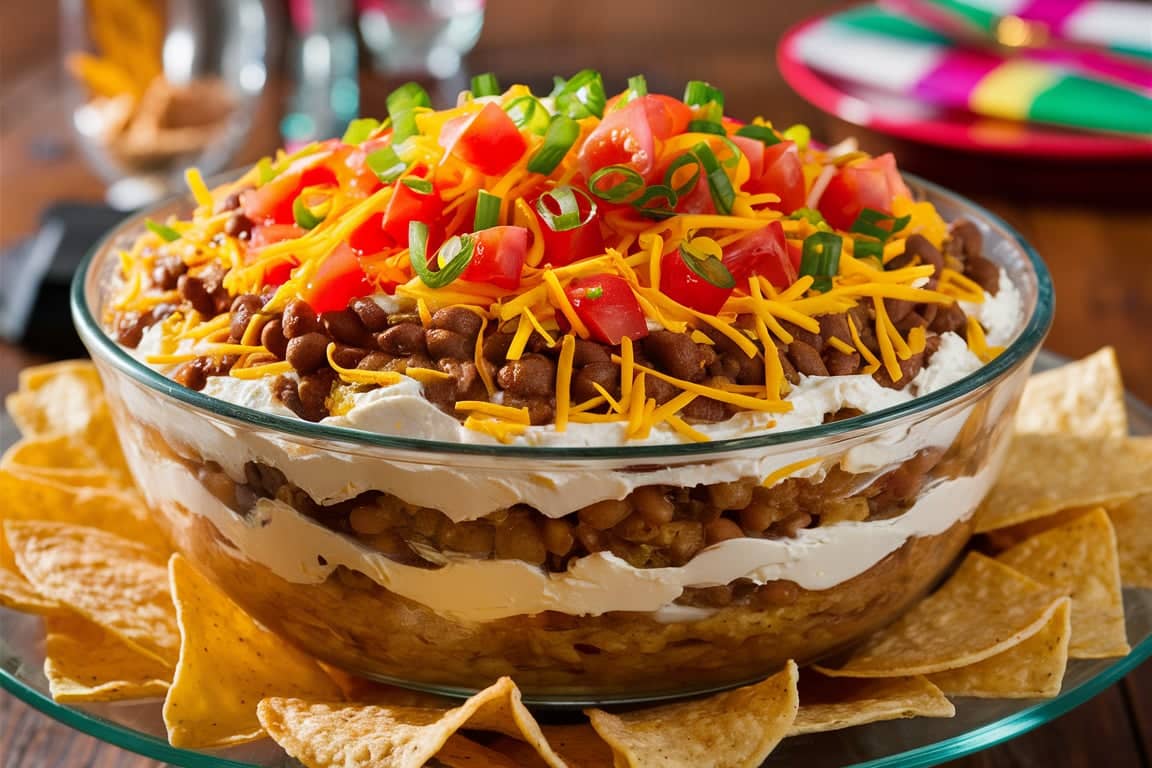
<box><xmin>259</xmin><ymin>676</ymin><xmax>566</xmax><ymax>768</ymax></box>
<box><xmin>586</xmin><ymin>661</ymin><xmax>798</xmax><ymax>768</ymax></box>
<box><xmin>996</xmin><ymin>509</ymin><xmax>1129</xmax><ymax>658</ymax></box>
<box><xmin>44</xmin><ymin>612</ymin><xmax>172</xmax><ymax>702</ymax></box>
<box><xmin>4</xmin><ymin>520</ymin><xmax>177</xmax><ymax>668</ymax></box>
<box><xmin>789</xmin><ymin>672</ymin><xmax>954</xmax><ymax>736</ymax></box>
<box><xmin>975</xmin><ymin>435</ymin><xmax>1152</xmax><ymax>533</ymax></box>
<box><xmin>929</xmin><ymin>598</ymin><xmax>1071</xmax><ymax>699</ymax></box>
<box><xmin>817</xmin><ymin>553</ymin><xmax>1065</xmax><ymax>678</ymax></box>
<box><xmin>164</xmin><ymin>554</ymin><xmax>344</xmax><ymax>748</ymax></box>
<box><xmin>436</xmin><ymin>735</ymin><xmax>525</xmax><ymax>767</ymax></box>
<box><xmin>1015</xmin><ymin>347</ymin><xmax>1128</xmax><ymax>438</ymax></box>
<box><xmin>486</xmin><ymin>725</ymin><xmax>614</xmax><ymax>768</ymax></box>
<box><xmin>1111</xmin><ymin>494</ymin><xmax>1152</xmax><ymax>588</ymax></box>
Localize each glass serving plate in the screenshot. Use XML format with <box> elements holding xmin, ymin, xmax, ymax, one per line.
<box><xmin>3</xmin><ymin>350</ymin><xmax>1150</xmax><ymax>768</ymax></box>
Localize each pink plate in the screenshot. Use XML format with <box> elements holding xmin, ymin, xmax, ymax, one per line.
<box><xmin>778</xmin><ymin>14</ymin><xmax>1152</xmax><ymax>160</ymax></box>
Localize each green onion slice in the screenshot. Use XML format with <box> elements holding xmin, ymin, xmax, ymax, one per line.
<box><xmin>687</xmin><ymin>119</ymin><xmax>727</xmax><ymax>135</ymax></box>
<box><xmin>800</xmin><ymin>232</ymin><xmax>843</xmax><ymax>292</ymax></box>
<box><xmin>853</xmin><ymin>239</ymin><xmax>884</xmax><ymax>262</ymax></box>
<box><xmin>662</xmin><ymin>152</ymin><xmax>702</xmax><ymax>198</ymax></box>
<box><xmin>409</xmin><ymin>221</ymin><xmax>476</xmax><ymax>289</ymax></box>
<box><xmin>850</xmin><ymin>208</ymin><xmax>911</xmax><ymax>241</ymax></box>
<box><xmin>504</xmin><ymin>96</ymin><xmax>551</xmax><ymax>135</ymax></box>
<box><xmin>387</xmin><ymin>82</ymin><xmax>432</xmax><ymax>112</ymax></box>
<box><xmin>680</xmin><ymin>243</ymin><xmax>736</xmax><ymax>289</ymax></box>
<box><xmin>366</xmin><ymin>147</ymin><xmax>406</xmax><ymax>183</ymax></box>
<box><xmin>400</xmin><ymin>177</ymin><xmax>434</xmax><ymax>195</ymax></box>
<box><xmin>692</xmin><ymin>142</ymin><xmax>735</xmax><ymax>216</ymax></box>
<box><xmin>470</xmin><ymin>72</ymin><xmax>500</xmax><ymax>98</ymax></box>
<box><xmin>535</xmin><ymin>186</ymin><xmax>596</xmax><ymax>232</ymax></box>
<box><xmin>527</xmin><ymin>115</ymin><xmax>580</xmax><ymax>174</ymax></box>
<box><xmin>474</xmin><ymin>190</ymin><xmax>502</xmax><ymax>230</ymax></box>
<box><xmin>146</xmin><ymin>220</ymin><xmax>182</xmax><ymax>242</ymax></box>
<box><xmin>585</xmin><ymin>285</ymin><xmax>604</xmax><ymax>300</ymax></box>
<box><xmin>683</xmin><ymin>80</ymin><xmax>724</xmax><ymax>122</ymax></box>
<box><xmin>292</xmin><ymin>191</ymin><xmax>330</xmax><ymax>231</ymax></box>
<box><xmin>550</xmin><ymin>69</ymin><xmax>607</xmax><ymax>119</ymax></box>
<box><xmin>342</xmin><ymin>117</ymin><xmax>380</xmax><ymax>145</ymax></box>
<box><xmin>390</xmin><ymin>110</ymin><xmax>419</xmax><ymax>143</ymax></box>
<box><xmin>627</xmin><ymin>75</ymin><xmax>648</xmax><ymax>97</ymax></box>
<box><xmin>588</xmin><ymin>165</ymin><xmax>646</xmax><ymax>203</ymax></box>
<box><xmin>633</xmin><ymin>184</ymin><xmax>679</xmax><ymax>220</ymax></box>
<box><xmin>789</xmin><ymin>207</ymin><xmax>827</xmax><ymax>226</ymax></box>
<box><xmin>734</xmin><ymin>124</ymin><xmax>781</xmax><ymax>145</ymax></box>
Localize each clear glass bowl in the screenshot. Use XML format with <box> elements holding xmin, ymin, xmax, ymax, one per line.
<box><xmin>71</xmin><ymin>177</ymin><xmax>1053</xmax><ymax>704</ymax></box>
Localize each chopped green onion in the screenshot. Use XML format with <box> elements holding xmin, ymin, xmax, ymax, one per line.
<box><xmin>386</xmin><ymin>82</ymin><xmax>431</xmax><ymax>143</ymax></box>
<box><xmin>687</xmin><ymin>120</ymin><xmax>727</xmax><ymax>135</ymax></box>
<box><xmin>853</xmin><ymin>239</ymin><xmax>884</xmax><ymax>262</ymax></box>
<box><xmin>256</xmin><ymin>157</ymin><xmax>278</xmax><ymax>184</ymax></box>
<box><xmin>789</xmin><ymin>207</ymin><xmax>827</xmax><ymax>226</ymax></box>
<box><xmin>342</xmin><ymin>117</ymin><xmax>380</xmax><ymax>145</ymax></box>
<box><xmin>470</xmin><ymin>72</ymin><xmax>500</xmax><ymax>98</ymax></box>
<box><xmin>474</xmin><ymin>190</ymin><xmax>502</xmax><ymax>230</ymax></box>
<box><xmin>734</xmin><ymin>124</ymin><xmax>781</xmax><ymax>145</ymax></box>
<box><xmin>400</xmin><ymin>177</ymin><xmax>434</xmax><ymax>195</ymax></box>
<box><xmin>680</xmin><ymin>243</ymin><xmax>736</xmax><ymax>289</ymax></box>
<box><xmin>409</xmin><ymin>221</ymin><xmax>476</xmax><ymax>289</ymax></box>
<box><xmin>585</xmin><ymin>285</ymin><xmax>604</xmax><ymax>300</ymax></box>
<box><xmin>851</xmin><ymin>209</ymin><xmax>911</xmax><ymax>241</ymax></box>
<box><xmin>527</xmin><ymin>115</ymin><xmax>580</xmax><ymax>175</ymax></box>
<box><xmin>292</xmin><ymin>196</ymin><xmax>327</xmax><ymax>230</ymax></box>
<box><xmin>504</xmin><ymin>96</ymin><xmax>551</xmax><ymax>135</ymax></box>
<box><xmin>692</xmin><ymin>142</ymin><xmax>735</xmax><ymax>216</ymax></box>
<box><xmin>782</xmin><ymin>123</ymin><xmax>811</xmax><ymax>151</ymax></box>
<box><xmin>146</xmin><ymin>220</ymin><xmax>181</xmax><ymax>242</ymax></box>
<box><xmin>588</xmin><ymin>165</ymin><xmax>646</xmax><ymax>203</ymax></box>
<box><xmin>366</xmin><ymin>147</ymin><xmax>407</xmax><ymax>183</ymax></box>
<box><xmin>683</xmin><ymin>80</ymin><xmax>724</xmax><ymax>122</ymax></box>
<box><xmin>662</xmin><ymin>152</ymin><xmax>702</xmax><ymax>198</ymax></box>
<box><xmin>535</xmin><ymin>186</ymin><xmax>596</xmax><ymax>232</ymax></box>
<box><xmin>632</xmin><ymin>184</ymin><xmax>678</xmax><ymax>220</ymax></box>
<box><xmin>387</xmin><ymin>82</ymin><xmax>432</xmax><ymax>112</ymax></box>
<box><xmin>627</xmin><ymin>75</ymin><xmax>648</xmax><ymax>97</ymax></box>
<box><xmin>550</xmin><ymin>69</ymin><xmax>607</xmax><ymax>119</ymax></box>
<box><xmin>800</xmin><ymin>232</ymin><xmax>843</xmax><ymax>292</ymax></box>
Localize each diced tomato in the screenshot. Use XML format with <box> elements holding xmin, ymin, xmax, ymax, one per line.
<box><xmin>723</xmin><ymin>221</ymin><xmax>797</xmax><ymax>289</ymax></box>
<box><xmin>817</xmin><ymin>153</ymin><xmax>911</xmax><ymax>231</ymax></box>
<box><xmin>531</xmin><ymin>193</ymin><xmax>604</xmax><ymax>267</ymax></box>
<box><xmin>242</xmin><ymin>159</ymin><xmax>338</xmax><ymax>226</ymax></box>
<box><xmin>381</xmin><ymin>181</ymin><xmax>444</xmax><ymax>247</ymax></box>
<box><xmin>301</xmin><ymin>243</ymin><xmax>371</xmax><ymax>314</ymax></box>
<box><xmin>564</xmin><ymin>274</ymin><xmax>648</xmax><ymax>345</ymax></box>
<box><xmin>637</xmin><ymin>95</ymin><xmax>692</xmax><ymax>140</ymax></box>
<box><xmin>333</xmin><ymin>145</ymin><xmax>385</xmax><ymax>200</ymax></box>
<box><xmin>439</xmin><ymin>102</ymin><xmax>527</xmax><ymax>176</ymax></box>
<box><xmin>462</xmin><ymin>226</ymin><xmax>529</xmax><ymax>290</ymax></box>
<box><xmin>348</xmin><ymin>212</ymin><xmax>389</xmax><ymax>256</ymax></box>
<box><xmin>660</xmin><ymin>249</ymin><xmax>733</xmax><ymax>315</ymax></box>
<box><xmin>743</xmin><ymin>140</ymin><xmax>805</xmax><ymax>213</ymax></box>
<box><xmin>249</xmin><ymin>224</ymin><xmax>305</xmax><ymax>250</ymax></box>
<box><xmin>262</xmin><ymin>259</ymin><xmax>298</xmax><ymax>288</ymax></box>
<box><xmin>578</xmin><ymin>97</ymin><xmax>658</xmax><ymax>182</ymax></box>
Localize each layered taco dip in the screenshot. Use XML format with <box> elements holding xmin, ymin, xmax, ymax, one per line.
<box><xmin>85</xmin><ymin>72</ymin><xmax>1045</xmax><ymax>697</ymax></box>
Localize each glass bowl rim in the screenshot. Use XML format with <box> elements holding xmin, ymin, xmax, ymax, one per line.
<box><xmin>71</xmin><ymin>174</ymin><xmax>1054</xmax><ymax>460</ymax></box>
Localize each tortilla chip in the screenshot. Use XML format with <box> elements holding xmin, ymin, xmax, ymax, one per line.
<box><xmin>164</xmin><ymin>554</ymin><xmax>344</xmax><ymax>748</ymax></box>
<box><xmin>1016</xmin><ymin>347</ymin><xmax>1127</xmax><ymax>437</ymax></box>
<box><xmin>260</xmin><ymin>677</ymin><xmax>566</xmax><ymax>768</ymax></box>
<box><xmin>487</xmin><ymin>725</ymin><xmax>614</xmax><ymax>768</ymax></box>
<box><xmin>44</xmin><ymin>612</ymin><xmax>172</xmax><ymax>702</ymax></box>
<box><xmin>1112</xmin><ymin>495</ymin><xmax>1152</xmax><ymax>588</ymax></box>
<box><xmin>974</xmin><ymin>435</ymin><xmax>1152</xmax><ymax>533</ymax></box>
<box><xmin>982</xmin><ymin>506</ymin><xmax>1093</xmax><ymax>552</ymax></box>
<box><xmin>789</xmin><ymin>672</ymin><xmax>954</xmax><ymax>736</ymax></box>
<box><xmin>0</xmin><ymin>566</ymin><xmax>64</xmax><ymax>614</ymax></box>
<box><xmin>2</xmin><ymin>435</ymin><xmax>101</xmax><ymax>470</ymax></box>
<box><xmin>585</xmin><ymin>661</ymin><xmax>798</xmax><ymax>768</ymax></box>
<box><xmin>996</xmin><ymin>509</ymin><xmax>1129</xmax><ymax>658</ymax></box>
<box><xmin>929</xmin><ymin>598</ymin><xmax>1071</xmax><ymax>698</ymax></box>
<box><xmin>0</xmin><ymin>469</ymin><xmax>168</xmax><ymax>551</ymax></box>
<box><xmin>4</xmin><ymin>521</ymin><xmax>178</xmax><ymax>667</ymax></box>
<box><xmin>817</xmin><ymin>553</ymin><xmax>1066</xmax><ymax>677</ymax></box>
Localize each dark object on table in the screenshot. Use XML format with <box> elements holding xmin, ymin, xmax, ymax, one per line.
<box><xmin>0</xmin><ymin>202</ymin><xmax>130</xmax><ymax>358</ymax></box>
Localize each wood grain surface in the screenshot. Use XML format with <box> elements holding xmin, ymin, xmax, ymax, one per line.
<box><xmin>1</xmin><ymin>1</ymin><xmax>1150</xmax><ymax>766</ymax></box>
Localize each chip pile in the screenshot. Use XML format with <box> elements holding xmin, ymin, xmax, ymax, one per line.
<box><xmin>1</xmin><ymin>348</ymin><xmax>1150</xmax><ymax>767</ymax></box>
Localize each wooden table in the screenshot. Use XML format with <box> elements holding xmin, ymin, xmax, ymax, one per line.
<box><xmin>2</xmin><ymin>1</ymin><xmax>1150</xmax><ymax>766</ymax></box>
